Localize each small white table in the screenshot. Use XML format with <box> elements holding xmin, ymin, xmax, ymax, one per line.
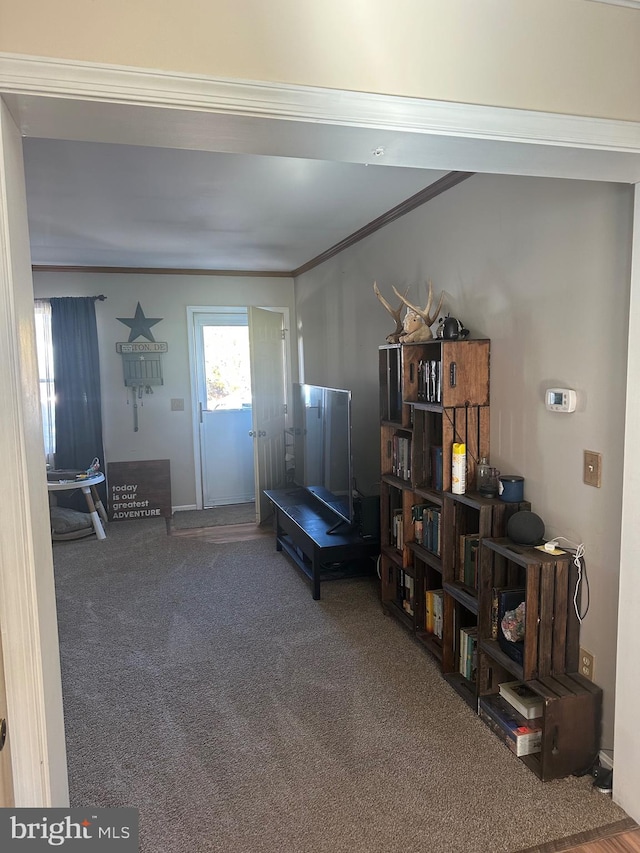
<box><xmin>47</xmin><ymin>472</ymin><xmax>108</xmax><ymax>540</ymax></box>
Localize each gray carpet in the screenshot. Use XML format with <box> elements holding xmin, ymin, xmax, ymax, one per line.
<box><xmin>52</xmin><ymin>519</ymin><xmax>628</xmax><ymax>853</ymax></box>
<box><xmin>172</xmin><ymin>502</ymin><xmax>256</xmax><ymax>529</ymax></box>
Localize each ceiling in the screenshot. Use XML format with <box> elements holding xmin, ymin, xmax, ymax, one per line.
<box><xmin>6</xmin><ymin>67</ymin><xmax>640</xmax><ymax>277</ymax></box>
<box><xmin>22</xmin><ymin>137</ymin><xmax>448</xmax><ymax>273</ymax></box>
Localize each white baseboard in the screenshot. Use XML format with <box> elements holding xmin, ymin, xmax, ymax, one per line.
<box><xmin>599</xmin><ymin>750</ymin><xmax>614</xmax><ymax>771</ymax></box>
<box><xmin>172</xmin><ymin>505</ymin><xmax>197</xmax><ymax>513</ymax></box>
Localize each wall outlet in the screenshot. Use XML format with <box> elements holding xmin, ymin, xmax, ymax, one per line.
<box><xmin>580</xmin><ymin>647</ymin><xmax>594</xmax><ymax>681</ymax></box>
<box><xmin>170</xmin><ymin>398</ymin><xmax>185</xmax><ymax>411</ymax></box>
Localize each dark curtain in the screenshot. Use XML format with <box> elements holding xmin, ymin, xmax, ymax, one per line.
<box><xmin>50</xmin><ymin>297</ymin><xmax>105</xmax><ymax>509</ymax></box>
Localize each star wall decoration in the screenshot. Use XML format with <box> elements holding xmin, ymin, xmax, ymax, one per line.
<box><xmin>117</xmin><ymin>302</ymin><xmax>163</xmax><ymax>342</ymax></box>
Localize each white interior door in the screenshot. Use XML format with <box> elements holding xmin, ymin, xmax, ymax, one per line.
<box><xmin>0</xmin><ymin>629</ymin><xmax>13</xmax><ymax>807</ymax></box>
<box><xmin>249</xmin><ymin>307</ymin><xmax>287</xmax><ymax>523</ymax></box>
<box><xmin>194</xmin><ymin>311</ymin><xmax>256</xmax><ymax>509</ymax></box>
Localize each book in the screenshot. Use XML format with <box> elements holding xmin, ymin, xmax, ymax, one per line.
<box><xmin>463</xmin><ymin>535</ymin><xmax>479</xmax><ymax>588</ymax></box>
<box><xmin>459</xmin><ymin>626</ymin><xmax>478</xmax><ymax>680</ymax></box>
<box><xmin>479</xmin><ymin>694</ymin><xmax>542</xmax><ymax>757</ymax></box>
<box><xmin>402</xmin><ymin>571</ymin><xmax>414</xmax><ymax>616</ymax></box>
<box><xmin>479</xmin><ymin>706</ymin><xmax>542</xmax><ymax>758</ymax></box>
<box><xmin>459</xmin><ymin>533</ymin><xmax>479</xmax><ymax>585</ymax></box>
<box><xmin>499</xmin><ymin>681</ymin><xmax>544</xmax><ymax>720</ymax></box>
<box><xmin>430</xmin><ymin>446</ymin><xmax>443</xmax><ymax>491</ymax></box>
<box><xmin>411</xmin><ymin>502</ymin><xmax>430</xmax><ymax>542</ymax></box>
<box><xmin>432</xmin><ymin>589</ymin><xmax>444</xmax><ymax>639</ymax></box>
<box><xmin>424</xmin><ymin>589</ymin><xmax>444</xmax><ymax>637</ymax></box>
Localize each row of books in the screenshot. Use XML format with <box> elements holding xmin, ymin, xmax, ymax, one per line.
<box><xmin>479</xmin><ymin>691</ymin><xmax>543</xmax><ymax>757</ymax></box>
<box><xmin>412</xmin><ymin>503</ymin><xmax>442</xmax><ymax>556</ymax></box>
<box><xmin>391</xmin><ymin>433</ymin><xmax>411</xmax><ymax>481</ymax></box>
<box><xmin>417</xmin><ymin>359</ymin><xmax>442</xmax><ymax>403</ymax></box>
<box><xmin>425</xmin><ymin>588</ymin><xmax>444</xmax><ymax>637</ymax></box>
<box><xmin>391</xmin><ymin>508</ymin><xmax>404</xmax><ymax>551</ymax></box>
<box><xmin>459</xmin><ymin>626</ymin><xmax>477</xmax><ymax>681</ymax></box>
<box><xmin>399</xmin><ymin>569</ymin><xmax>414</xmax><ymax>616</ymax></box>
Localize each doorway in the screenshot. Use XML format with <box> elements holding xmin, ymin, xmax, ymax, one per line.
<box><xmin>193</xmin><ymin>309</ymin><xmax>254</xmax><ymax>509</ymax></box>
<box><xmin>188</xmin><ymin>306</ymin><xmax>291</xmax><ymax>521</ymax></box>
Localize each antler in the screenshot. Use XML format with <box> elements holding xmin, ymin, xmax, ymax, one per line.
<box><xmin>392</xmin><ymin>280</ymin><xmax>445</xmax><ymax>330</ymax></box>
<box><xmin>373</xmin><ymin>281</ymin><xmax>409</xmax><ymax>343</ymax></box>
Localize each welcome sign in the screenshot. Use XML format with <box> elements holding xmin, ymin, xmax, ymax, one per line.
<box><xmin>107</xmin><ymin>459</ymin><xmax>171</xmax><ymax>523</ymax></box>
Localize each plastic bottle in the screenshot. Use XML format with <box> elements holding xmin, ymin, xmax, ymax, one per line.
<box><xmin>452</xmin><ymin>443</ymin><xmax>466</xmax><ymax>494</ymax></box>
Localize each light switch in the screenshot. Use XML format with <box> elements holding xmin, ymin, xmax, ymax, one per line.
<box><xmin>583</xmin><ymin>450</ymin><xmax>602</xmax><ymax>488</ymax></box>
<box><xmin>170</xmin><ymin>398</ymin><xmax>184</xmax><ymax>412</ymax></box>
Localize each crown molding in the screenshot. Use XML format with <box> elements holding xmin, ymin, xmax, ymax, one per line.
<box><xmin>1</xmin><ymin>53</ymin><xmax>640</xmax><ymax>153</ymax></box>
<box><xmin>31</xmin><ymin>265</ymin><xmax>292</xmax><ymax>278</ymax></box>
<box><xmin>585</xmin><ymin>1</ymin><xmax>640</xmax><ymax>8</ymax></box>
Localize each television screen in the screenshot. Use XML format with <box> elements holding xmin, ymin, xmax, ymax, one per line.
<box><xmin>292</xmin><ymin>383</ymin><xmax>353</xmax><ymax>526</ymax></box>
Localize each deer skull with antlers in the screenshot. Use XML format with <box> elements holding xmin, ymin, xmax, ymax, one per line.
<box><xmin>392</xmin><ymin>281</ymin><xmax>445</xmax><ymax>343</ymax></box>
<box><xmin>373</xmin><ymin>281</ymin><xmax>410</xmax><ymax>344</ymax></box>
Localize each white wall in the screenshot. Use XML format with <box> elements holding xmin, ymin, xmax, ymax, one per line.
<box><xmin>2</xmin><ymin>0</ymin><xmax>640</xmax><ymax>121</ymax></box>
<box><xmin>32</xmin><ymin>272</ymin><xmax>296</xmax><ymax>509</ymax></box>
<box><xmin>295</xmin><ymin>173</ymin><xmax>633</xmax><ymax>755</ymax></box>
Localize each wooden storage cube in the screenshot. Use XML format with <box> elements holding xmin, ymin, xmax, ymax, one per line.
<box><xmin>440</xmin><ymin>404</ymin><xmax>490</xmax><ymax>493</ymax></box>
<box><xmin>401</xmin><ymin>339</ymin><xmax>490</xmax><ymax>408</ymax></box>
<box><xmin>524</xmin><ymin>673</ymin><xmax>602</xmax><ymax>781</ymax></box>
<box><xmin>478</xmin><ymin>538</ymin><xmax>580</xmax><ymax>683</ymax></box>
<box><xmin>411</xmin><ymin>550</ymin><xmax>445</xmax><ymax>662</ymax></box>
<box><xmin>407</xmin><ymin>494</ymin><xmax>443</xmax><ymax>557</ymax></box>
<box><xmin>379</xmin><ymin>345</ymin><xmax>403</xmax><ymax>424</ymax></box>
<box><xmin>380</xmin><ymin>424</ymin><xmax>413</xmax><ymax>484</ymax></box>
<box><xmin>380</xmin><ymin>552</ymin><xmax>417</xmax><ymax>632</ymax></box>
<box><xmin>443</xmin><ymin>493</ymin><xmax>531</xmax><ymax>591</ymax></box>
<box><xmin>411</xmin><ymin>407</ymin><xmax>443</xmax><ymax>494</ymax></box>
<box><xmin>443</xmin><ymin>593</ymin><xmax>478</xmax><ymax>709</ymax></box>
<box><xmin>477</xmin><ymin>659</ymin><xmax>602</xmax><ymax>781</ymax></box>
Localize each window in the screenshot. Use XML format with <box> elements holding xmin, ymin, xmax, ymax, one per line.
<box><xmin>34</xmin><ymin>299</ymin><xmax>56</xmax><ymax>466</ymax></box>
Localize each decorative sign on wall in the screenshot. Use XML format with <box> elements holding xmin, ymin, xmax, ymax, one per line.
<box><xmin>107</xmin><ymin>459</ymin><xmax>172</xmax><ymax>528</ymax></box>
<box><xmin>115</xmin><ymin>303</ymin><xmax>168</xmax><ymax>432</ymax></box>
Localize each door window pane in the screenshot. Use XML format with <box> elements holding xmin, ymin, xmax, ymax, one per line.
<box><xmin>203</xmin><ymin>325</ymin><xmax>252</xmax><ymax>410</ymax></box>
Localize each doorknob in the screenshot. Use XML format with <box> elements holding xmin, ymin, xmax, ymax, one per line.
<box><xmin>248</xmin><ymin>430</ymin><xmax>256</xmax><ymax>437</ymax></box>
<box><xmin>258</xmin><ymin>430</ymin><xmax>266</xmax><ymax>437</ymax></box>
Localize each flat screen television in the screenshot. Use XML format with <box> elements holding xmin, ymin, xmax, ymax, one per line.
<box><xmin>292</xmin><ymin>383</ymin><xmax>354</xmax><ymax>530</ymax></box>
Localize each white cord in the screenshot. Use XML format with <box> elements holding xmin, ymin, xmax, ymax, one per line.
<box><xmin>553</xmin><ymin>537</ymin><xmax>587</xmax><ymax>623</ymax></box>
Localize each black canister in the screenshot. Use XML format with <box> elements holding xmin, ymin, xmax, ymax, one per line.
<box><xmin>499</xmin><ymin>475</ymin><xmax>524</xmax><ymax>502</ymax></box>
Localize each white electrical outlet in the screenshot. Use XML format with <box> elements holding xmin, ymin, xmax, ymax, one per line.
<box><xmin>580</xmin><ymin>648</ymin><xmax>594</xmax><ymax>681</ymax></box>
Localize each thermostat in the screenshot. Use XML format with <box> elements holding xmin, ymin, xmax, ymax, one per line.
<box><xmin>545</xmin><ymin>388</ymin><xmax>576</xmax><ymax>413</ymax></box>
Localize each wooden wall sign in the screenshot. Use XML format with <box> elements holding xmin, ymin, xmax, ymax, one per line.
<box><xmin>107</xmin><ymin>459</ymin><xmax>172</xmax><ymax>526</ymax></box>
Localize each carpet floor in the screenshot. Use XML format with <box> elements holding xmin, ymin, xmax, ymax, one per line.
<box><xmin>172</xmin><ymin>502</ymin><xmax>256</xmax><ymax>529</ymax></box>
<box><xmin>52</xmin><ymin>518</ymin><xmax>629</xmax><ymax>853</ymax></box>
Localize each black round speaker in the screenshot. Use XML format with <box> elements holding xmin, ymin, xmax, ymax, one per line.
<box><xmin>506</xmin><ymin>511</ymin><xmax>545</xmax><ymax>546</ymax></box>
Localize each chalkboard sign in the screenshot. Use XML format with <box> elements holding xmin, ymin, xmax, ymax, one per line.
<box><xmin>107</xmin><ymin>459</ymin><xmax>171</xmax><ymax>526</ymax></box>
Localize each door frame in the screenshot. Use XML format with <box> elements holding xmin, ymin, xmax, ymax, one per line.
<box><xmin>1</xmin><ymin>52</ymin><xmax>640</xmax><ymax>810</ymax></box>
<box><xmin>187</xmin><ymin>305</ymin><xmax>292</xmax><ymax>511</ymax></box>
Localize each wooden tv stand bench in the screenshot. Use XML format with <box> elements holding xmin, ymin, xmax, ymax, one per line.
<box><xmin>264</xmin><ymin>488</ymin><xmax>379</xmax><ymax>599</ymax></box>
